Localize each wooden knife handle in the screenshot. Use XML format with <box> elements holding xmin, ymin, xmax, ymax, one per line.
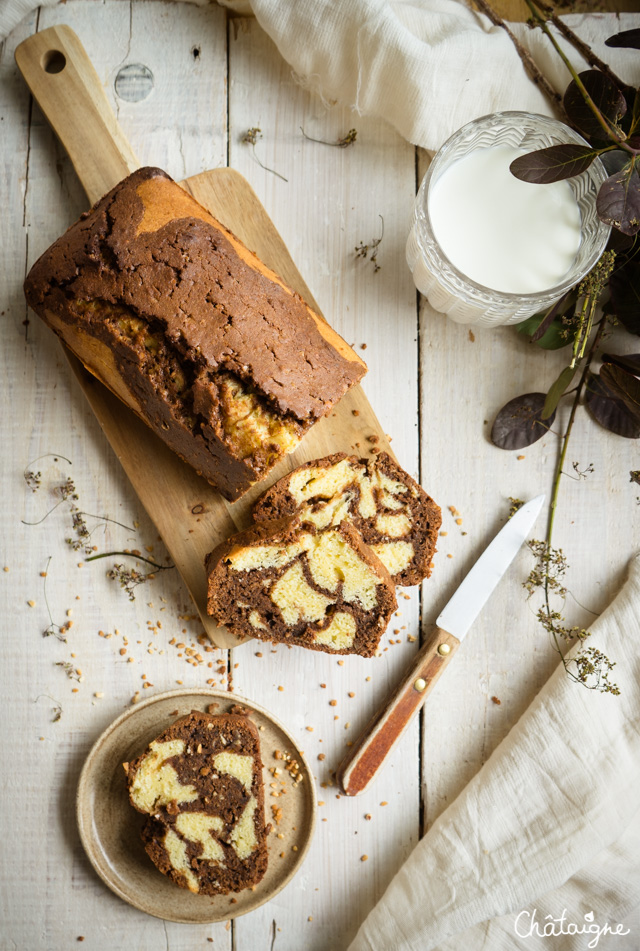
<box><xmin>337</xmin><ymin>627</ymin><xmax>460</xmax><ymax>796</ymax></box>
<box><xmin>15</xmin><ymin>25</ymin><xmax>139</xmax><ymax>205</ymax></box>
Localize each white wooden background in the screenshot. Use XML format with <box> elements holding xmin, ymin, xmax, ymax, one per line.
<box><xmin>2</xmin><ymin>4</ymin><xmax>639</xmax><ymax>949</ymax></box>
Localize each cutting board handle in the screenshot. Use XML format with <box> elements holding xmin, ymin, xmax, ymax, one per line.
<box><xmin>15</xmin><ymin>24</ymin><xmax>139</xmax><ymax>205</ymax></box>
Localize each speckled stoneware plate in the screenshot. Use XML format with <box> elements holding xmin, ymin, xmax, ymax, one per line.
<box><xmin>77</xmin><ymin>688</ymin><xmax>316</xmax><ymax>923</ymax></box>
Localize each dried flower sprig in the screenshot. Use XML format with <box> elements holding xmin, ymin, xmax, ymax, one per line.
<box><xmin>570</xmin><ymin>461</ymin><xmax>595</xmax><ymax>480</ymax></box>
<box><xmin>300</xmin><ymin>126</ymin><xmax>358</xmax><ymax>148</ymax></box>
<box><xmin>85</xmin><ymin>551</ymin><xmax>174</xmax><ymax>601</ymax></box>
<box><xmin>508</xmin><ymin>497</ymin><xmax>525</xmax><ymax>518</ymax></box>
<box><xmin>355</xmin><ymin>215</ymin><xmax>384</xmax><ymax>273</ymax></box>
<box><xmin>34</xmin><ymin>694</ymin><xmax>63</xmax><ymax>723</ymax></box>
<box><xmin>55</xmin><ymin>661</ymin><xmax>82</xmax><ymax>683</ymax></box>
<box><xmin>41</xmin><ymin>556</ymin><xmax>72</xmax><ymax>642</ymax></box>
<box><xmin>242</xmin><ymin>127</ymin><xmax>288</xmax><ymax>182</ymax></box>
<box><xmin>524</xmin><ymin>540</ymin><xmax>620</xmax><ymax>695</ymax></box>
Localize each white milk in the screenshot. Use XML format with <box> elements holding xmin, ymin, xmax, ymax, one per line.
<box><xmin>428</xmin><ymin>146</ymin><xmax>582</xmax><ymax>295</ymax></box>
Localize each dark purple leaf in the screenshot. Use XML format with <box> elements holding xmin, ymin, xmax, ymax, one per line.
<box><xmin>605</xmin><ymin>29</ymin><xmax>640</xmax><ymax>50</ymax></box>
<box><xmin>629</xmin><ymin>135</ymin><xmax>640</xmax><ymax>150</ymax></box>
<box><xmin>564</xmin><ymin>70</ymin><xmax>627</xmax><ymax>139</ymax></box>
<box><xmin>596</xmin><ymin>160</ymin><xmax>640</xmax><ymax>235</ymax></box>
<box><xmin>510</xmin><ymin>145</ymin><xmax>598</xmax><ymax>184</ymax></box>
<box><xmin>585</xmin><ymin>372</ymin><xmax>640</xmax><ymax>438</ymax></box>
<box><xmin>600</xmin><ymin>364</ymin><xmax>640</xmax><ymax>421</ymax></box>
<box><xmin>491</xmin><ymin>393</ymin><xmax>555</xmax><ymax>450</ymax></box>
<box><xmin>543</xmin><ymin>365</ymin><xmax>576</xmax><ymax>419</ymax></box>
<box><xmin>608</xmin><ymin>255</ymin><xmax>640</xmax><ymax>333</ymax></box>
<box><xmin>601</xmin><ymin>353</ymin><xmax>640</xmax><ymax>376</ymax></box>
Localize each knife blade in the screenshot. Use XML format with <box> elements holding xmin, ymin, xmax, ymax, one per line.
<box><xmin>337</xmin><ymin>494</ymin><xmax>545</xmax><ymax>796</ymax></box>
<box><xmin>436</xmin><ymin>494</ymin><xmax>545</xmax><ymax>639</ymax></box>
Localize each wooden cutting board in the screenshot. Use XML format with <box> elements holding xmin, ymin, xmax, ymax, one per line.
<box><xmin>16</xmin><ymin>25</ymin><xmax>393</xmax><ymax>648</ymax></box>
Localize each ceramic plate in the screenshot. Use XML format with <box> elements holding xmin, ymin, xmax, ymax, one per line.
<box><xmin>77</xmin><ymin>688</ymin><xmax>316</xmax><ymax>923</ymax></box>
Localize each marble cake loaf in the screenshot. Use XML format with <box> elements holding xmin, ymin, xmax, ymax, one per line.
<box><xmin>252</xmin><ymin>452</ymin><xmax>441</xmax><ymax>585</ymax></box>
<box><xmin>205</xmin><ymin>516</ymin><xmax>397</xmax><ymax>656</ymax></box>
<box><xmin>124</xmin><ymin>710</ymin><xmax>269</xmax><ymax>895</ymax></box>
<box><xmin>23</xmin><ymin>167</ymin><xmax>366</xmax><ymax>501</ymax></box>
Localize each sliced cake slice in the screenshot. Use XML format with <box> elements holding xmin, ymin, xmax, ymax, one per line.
<box><xmin>124</xmin><ymin>710</ymin><xmax>269</xmax><ymax>895</ymax></box>
<box><xmin>205</xmin><ymin>517</ymin><xmax>397</xmax><ymax>656</ymax></box>
<box><xmin>252</xmin><ymin>452</ymin><xmax>441</xmax><ymax>586</ymax></box>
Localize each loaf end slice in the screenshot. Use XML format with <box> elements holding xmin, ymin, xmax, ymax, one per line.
<box><xmin>124</xmin><ymin>710</ymin><xmax>269</xmax><ymax>895</ymax></box>
<box><xmin>24</xmin><ymin>167</ymin><xmax>366</xmax><ymax>500</ymax></box>
<box><xmin>253</xmin><ymin>452</ymin><xmax>441</xmax><ymax>585</ymax></box>
<box><xmin>205</xmin><ymin>517</ymin><xmax>397</xmax><ymax>656</ymax></box>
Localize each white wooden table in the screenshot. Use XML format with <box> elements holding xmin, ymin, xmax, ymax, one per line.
<box><xmin>2</xmin><ymin>4</ymin><xmax>639</xmax><ymax>949</ymax></box>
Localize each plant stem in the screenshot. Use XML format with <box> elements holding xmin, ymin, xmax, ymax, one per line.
<box><xmin>542</xmin><ymin>317</ymin><xmax>607</xmax><ymax>684</ymax></box>
<box><xmin>547</xmin><ymin>317</ymin><xmax>606</xmax><ymax>546</ymax></box>
<box><xmin>527</xmin><ymin>0</ymin><xmax>627</xmax><ymax>91</ymax></box>
<box><xmin>524</xmin><ymin>0</ymin><xmax>633</xmax><ymax>152</ymax></box>
<box><xmin>473</xmin><ymin>0</ymin><xmax>562</xmax><ymax>109</ymax></box>
<box><xmin>84</xmin><ymin>551</ymin><xmax>172</xmax><ymax>570</ymax></box>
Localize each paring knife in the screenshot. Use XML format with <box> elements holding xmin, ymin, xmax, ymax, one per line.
<box><xmin>337</xmin><ymin>494</ymin><xmax>545</xmax><ymax>797</ymax></box>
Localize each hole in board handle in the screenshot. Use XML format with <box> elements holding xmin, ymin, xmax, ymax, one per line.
<box><xmin>42</xmin><ymin>50</ymin><xmax>66</xmax><ymax>74</ymax></box>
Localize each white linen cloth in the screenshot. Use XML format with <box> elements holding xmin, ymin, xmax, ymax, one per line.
<box><xmin>349</xmin><ymin>554</ymin><xmax>640</xmax><ymax>951</ymax></box>
<box><xmin>2</xmin><ymin>0</ymin><xmax>640</xmax><ymax>152</ymax></box>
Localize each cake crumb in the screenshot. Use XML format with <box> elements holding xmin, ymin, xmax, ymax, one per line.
<box><xmin>365</xmin><ymin>813</ymin><xmax>372</xmax><ymax>820</ymax></box>
<box><xmin>317</xmin><ymin>753</ymin><xmax>326</xmax><ymax>761</ymax></box>
<box><xmin>517</xmin><ymin>455</ymin><xmax>525</xmax><ymax>460</ymax></box>
<box><xmin>380</xmin><ymin>801</ymin><xmax>388</xmax><ymax>806</ymax></box>
<box><xmin>491</xmin><ymin>696</ymin><xmax>502</xmax><ymax>705</ymax></box>
<box><xmin>329</xmin><ymin>699</ymin><xmax>338</xmax><ymax>707</ymax></box>
<box><xmin>348</xmin><ymin>692</ymin><xmax>355</xmax><ymax>698</ymax></box>
<box><xmin>361</xmin><ymin>854</ymin><xmax>369</xmax><ymax>862</ymax></box>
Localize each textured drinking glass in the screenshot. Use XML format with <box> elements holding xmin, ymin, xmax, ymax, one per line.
<box><xmin>406</xmin><ymin>111</ymin><xmax>611</xmax><ymax>327</ymax></box>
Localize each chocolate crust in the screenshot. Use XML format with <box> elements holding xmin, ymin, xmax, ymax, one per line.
<box><xmin>205</xmin><ymin>517</ymin><xmax>397</xmax><ymax>657</ymax></box>
<box><xmin>125</xmin><ymin>710</ymin><xmax>269</xmax><ymax>896</ymax></box>
<box><xmin>24</xmin><ymin>167</ymin><xmax>366</xmax><ymax>500</ymax></box>
<box><xmin>252</xmin><ymin>451</ymin><xmax>441</xmax><ymax>585</ymax></box>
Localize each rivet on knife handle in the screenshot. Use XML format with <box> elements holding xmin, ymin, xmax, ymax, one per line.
<box><xmin>336</xmin><ymin>627</ymin><xmax>460</xmax><ymax>797</ymax></box>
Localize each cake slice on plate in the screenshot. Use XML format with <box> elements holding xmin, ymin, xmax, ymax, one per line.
<box><xmin>125</xmin><ymin>710</ymin><xmax>269</xmax><ymax>895</ymax></box>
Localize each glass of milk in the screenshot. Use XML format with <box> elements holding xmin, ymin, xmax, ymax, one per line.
<box><xmin>406</xmin><ymin>112</ymin><xmax>610</xmax><ymax>327</ymax></box>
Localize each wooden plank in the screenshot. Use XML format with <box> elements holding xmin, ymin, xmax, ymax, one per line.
<box><xmin>416</xmin><ymin>146</ymin><xmax>640</xmax><ymax>836</ymax></box>
<box><xmin>3</xmin><ymin>4</ymin><xmax>233</xmax><ymax>949</ymax></box>
<box><xmin>227</xmin><ymin>19</ymin><xmax>423</xmax><ymax>951</ymax></box>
